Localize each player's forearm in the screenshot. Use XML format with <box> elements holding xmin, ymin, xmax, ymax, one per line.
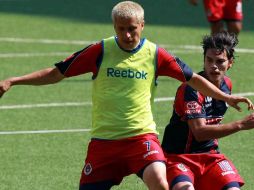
<box><xmin>187</xmin><ymin>73</ymin><xmax>229</xmax><ymax>102</ymax></box>
<box><xmin>0</xmin><ymin>67</ymin><xmax>65</xmax><ymax>98</ymax></box>
<box><xmin>193</xmin><ymin>121</ymin><xmax>242</xmax><ymax>141</ymax></box>
<box><xmin>8</xmin><ymin>67</ymin><xmax>64</xmax><ymax>86</ymax></box>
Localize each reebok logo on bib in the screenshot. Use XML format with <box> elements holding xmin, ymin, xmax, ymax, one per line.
<box><xmin>107</xmin><ymin>68</ymin><xmax>148</xmax><ymax>80</ymax></box>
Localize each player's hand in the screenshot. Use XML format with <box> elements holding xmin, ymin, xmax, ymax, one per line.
<box><xmin>189</xmin><ymin>0</ymin><xmax>198</xmax><ymax>5</ymax></box>
<box><xmin>0</xmin><ymin>80</ymin><xmax>11</xmax><ymax>98</ymax></box>
<box><xmin>226</xmin><ymin>95</ymin><xmax>254</xmax><ymax>111</ymax></box>
<box><xmin>240</xmin><ymin>113</ymin><xmax>254</xmax><ymax>130</ymax></box>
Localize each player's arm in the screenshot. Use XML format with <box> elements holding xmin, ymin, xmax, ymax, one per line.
<box><xmin>0</xmin><ymin>67</ymin><xmax>64</xmax><ymax>97</ymax></box>
<box><xmin>156</xmin><ymin>48</ymin><xmax>253</xmax><ymax>111</ymax></box>
<box><xmin>0</xmin><ymin>43</ymin><xmax>102</xmax><ymax>98</ymax></box>
<box><xmin>188</xmin><ymin>113</ymin><xmax>254</xmax><ymax>142</ymax></box>
<box><xmin>187</xmin><ymin>73</ymin><xmax>254</xmax><ymax>111</ymax></box>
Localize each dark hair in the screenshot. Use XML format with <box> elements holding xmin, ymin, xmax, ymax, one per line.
<box><xmin>202</xmin><ymin>31</ymin><xmax>238</xmax><ymax>60</ymax></box>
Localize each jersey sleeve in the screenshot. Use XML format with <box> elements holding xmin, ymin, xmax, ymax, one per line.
<box><xmin>157</xmin><ymin>47</ymin><xmax>193</xmax><ymax>82</ymax></box>
<box><xmin>175</xmin><ymin>84</ymin><xmax>206</xmax><ymax>121</ymax></box>
<box><xmin>55</xmin><ymin>42</ymin><xmax>103</xmax><ymax>77</ymax></box>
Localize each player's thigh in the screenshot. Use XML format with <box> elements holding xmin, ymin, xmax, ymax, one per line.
<box><xmin>203</xmin><ymin>0</ymin><xmax>224</xmax><ymax>21</ymax></box>
<box><xmin>166</xmin><ymin>162</ymin><xmax>194</xmax><ymax>190</ymax></box>
<box><xmin>210</xmin><ymin>21</ymin><xmax>224</xmax><ymax>34</ymax></box>
<box><xmin>224</xmin><ymin>0</ymin><xmax>242</xmax><ymax>20</ymax></box>
<box><xmin>196</xmin><ymin>159</ymin><xmax>244</xmax><ymax>190</ymax></box>
<box><xmin>226</xmin><ymin>21</ymin><xmax>242</xmax><ymax>34</ymax></box>
<box><xmin>79</xmin><ymin>140</ymin><xmax>124</xmax><ymax>186</ymax></box>
<box><xmin>142</xmin><ymin>161</ymin><xmax>168</xmax><ymax>190</ymax></box>
<box><xmin>79</xmin><ymin>180</ymin><xmax>115</xmax><ymax>190</ymax></box>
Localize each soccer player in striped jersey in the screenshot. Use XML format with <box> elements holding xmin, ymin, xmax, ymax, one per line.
<box><xmin>0</xmin><ymin>1</ymin><xmax>253</xmax><ymax>190</ymax></box>
<box><xmin>162</xmin><ymin>31</ymin><xmax>254</xmax><ymax>190</ymax></box>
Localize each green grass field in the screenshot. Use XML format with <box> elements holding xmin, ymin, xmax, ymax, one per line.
<box><xmin>0</xmin><ymin>1</ymin><xmax>254</xmax><ymax>189</ymax></box>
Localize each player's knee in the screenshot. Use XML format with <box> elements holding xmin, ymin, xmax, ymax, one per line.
<box><xmin>161</xmin><ymin>180</ymin><xmax>169</xmax><ymax>190</ymax></box>
<box><xmin>144</xmin><ymin>174</ymin><xmax>168</xmax><ymax>190</ymax></box>
<box><xmin>150</xmin><ymin>178</ymin><xmax>168</xmax><ymax>190</ymax></box>
<box><xmin>172</xmin><ymin>182</ymin><xmax>194</xmax><ymax>190</ymax></box>
<box><xmin>226</xmin><ymin>187</ymin><xmax>240</xmax><ymax>190</ymax></box>
<box><xmin>155</xmin><ymin>176</ymin><xmax>169</xmax><ymax>190</ymax></box>
<box><xmin>227</xmin><ymin>22</ymin><xmax>242</xmax><ymax>35</ymax></box>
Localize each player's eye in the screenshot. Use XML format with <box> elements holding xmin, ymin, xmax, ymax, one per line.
<box><xmin>216</xmin><ymin>59</ymin><xmax>228</xmax><ymax>65</ymax></box>
<box><xmin>128</xmin><ymin>26</ymin><xmax>137</xmax><ymax>32</ymax></box>
<box><xmin>206</xmin><ymin>58</ymin><xmax>213</xmax><ymax>63</ymax></box>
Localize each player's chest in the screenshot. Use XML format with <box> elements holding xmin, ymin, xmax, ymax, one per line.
<box><xmin>204</xmin><ymin>96</ymin><xmax>228</xmax><ymax>116</ymax></box>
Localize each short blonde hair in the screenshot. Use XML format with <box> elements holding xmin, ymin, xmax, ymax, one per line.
<box><xmin>111</xmin><ymin>1</ymin><xmax>144</xmax><ymax>23</ymax></box>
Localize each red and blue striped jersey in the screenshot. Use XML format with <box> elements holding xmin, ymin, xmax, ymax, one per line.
<box><xmin>162</xmin><ymin>71</ymin><xmax>232</xmax><ymax>154</ymax></box>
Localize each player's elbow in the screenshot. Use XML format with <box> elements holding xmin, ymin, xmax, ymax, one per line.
<box><xmin>48</xmin><ymin>68</ymin><xmax>65</xmax><ymax>84</ymax></box>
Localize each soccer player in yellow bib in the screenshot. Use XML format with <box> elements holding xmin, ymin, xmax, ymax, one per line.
<box><xmin>0</xmin><ymin>1</ymin><xmax>253</xmax><ymax>190</ymax></box>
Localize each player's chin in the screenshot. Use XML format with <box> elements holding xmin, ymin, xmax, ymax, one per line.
<box><xmin>123</xmin><ymin>43</ymin><xmax>135</xmax><ymax>50</ymax></box>
<box><xmin>207</xmin><ymin>76</ymin><xmax>221</xmax><ymax>85</ymax></box>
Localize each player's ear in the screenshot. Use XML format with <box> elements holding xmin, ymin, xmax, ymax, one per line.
<box><xmin>227</xmin><ymin>59</ymin><xmax>233</xmax><ymax>70</ymax></box>
<box><xmin>140</xmin><ymin>20</ymin><xmax>145</xmax><ymax>31</ymax></box>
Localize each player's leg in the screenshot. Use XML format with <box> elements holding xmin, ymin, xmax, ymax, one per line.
<box><xmin>203</xmin><ymin>0</ymin><xmax>225</xmax><ymax>34</ymax></box>
<box><xmin>79</xmin><ymin>140</ymin><xmax>123</xmax><ymax>190</ymax></box>
<box><xmin>210</xmin><ymin>21</ymin><xmax>224</xmax><ymax>35</ymax></box>
<box><xmin>226</xmin><ymin>187</ymin><xmax>240</xmax><ymax>190</ymax></box>
<box><xmin>79</xmin><ymin>181</ymin><xmax>115</xmax><ymax>190</ymax></box>
<box><xmin>163</xmin><ymin>154</ymin><xmax>198</xmax><ymax>190</ymax></box>
<box><xmin>224</xmin><ymin>0</ymin><xmax>243</xmax><ymax>35</ymax></box>
<box><xmin>131</xmin><ymin>134</ymin><xmax>168</xmax><ymax>190</ymax></box>
<box><xmin>172</xmin><ymin>181</ymin><xmax>194</xmax><ymax>190</ymax></box>
<box><xmin>166</xmin><ymin>164</ymin><xmax>195</xmax><ymax>190</ymax></box>
<box><xmin>220</xmin><ymin>182</ymin><xmax>241</xmax><ymax>190</ymax></box>
<box><xmin>142</xmin><ymin>161</ymin><xmax>169</xmax><ymax>190</ymax></box>
<box><xmin>226</xmin><ymin>21</ymin><xmax>242</xmax><ymax>35</ymax></box>
<box><xmin>196</xmin><ymin>156</ymin><xmax>244</xmax><ymax>190</ymax></box>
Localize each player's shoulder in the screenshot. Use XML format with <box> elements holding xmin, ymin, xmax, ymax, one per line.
<box><xmin>181</xmin><ymin>81</ymin><xmax>206</xmax><ymax>102</ymax></box>
<box><xmin>85</xmin><ymin>42</ymin><xmax>103</xmax><ymax>51</ymax></box>
<box><xmin>157</xmin><ymin>47</ymin><xmax>177</xmax><ymax>63</ymax></box>
<box><xmin>157</xmin><ymin>46</ymin><xmax>171</xmax><ymax>54</ymax></box>
<box><xmin>223</xmin><ymin>75</ymin><xmax>232</xmax><ymax>91</ymax></box>
<box><xmin>75</xmin><ymin>42</ymin><xmax>103</xmax><ymax>59</ymax></box>
<box><xmin>223</xmin><ymin>75</ymin><xmax>232</xmax><ymax>83</ymax></box>
<box><xmin>177</xmin><ymin>82</ymin><xmax>196</xmax><ymax>96</ymax></box>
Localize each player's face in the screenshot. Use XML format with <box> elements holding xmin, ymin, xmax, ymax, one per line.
<box><xmin>204</xmin><ymin>49</ymin><xmax>233</xmax><ymax>87</ymax></box>
<box><xmin>114</xmin><ymin>16</ymin><xmax>144</xmax><ymax>50</ymax></box>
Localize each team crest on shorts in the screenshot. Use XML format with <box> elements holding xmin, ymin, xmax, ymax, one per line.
<box><xmin>177</xmin><ymin>163</ymin><xmax>188</xmax><ymax>172</ymax></box>
<box><xmin>84</xmin><ymin>163</ymin><xmax>92</xmax><ymax>175</ymax></box>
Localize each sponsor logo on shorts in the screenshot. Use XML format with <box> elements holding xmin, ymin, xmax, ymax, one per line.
<box><xmin>84</xmin><ymin>163</ymin><xmax>92</xmax><ymax>175</ymax></box>
<box><xmin>221</xmin><ymin>170</ymin><xmax>236</xmax><ymax>176</ymax></box>
<box><xmin>143</xmin><ymin>150</ymin><xmax>159</xmax><ymax>158</ymax></box>
<box><xmin>177</xmin><ymin>163</ymin><xmax>188</xmax><ymax>172</ymax></box>
<box><xmin>217</xmin><ymin>160</ymin><xmax>236</xmax><ymax>176</ymax></box>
